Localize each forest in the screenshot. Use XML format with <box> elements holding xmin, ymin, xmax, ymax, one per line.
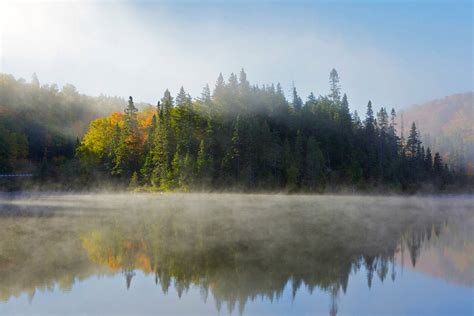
<box><xmin>0</xmin><ymin>70</ymin><xmax>470</xmax><ymax>192</ymax></box>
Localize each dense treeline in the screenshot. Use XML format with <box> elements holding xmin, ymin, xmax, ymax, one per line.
<box><xmin>77</xmin><ymin>69</ymin><xmax>464</xmax><ymax>192</ymax></box>
<box><xmin>0</xmin><ymin>73</ymin><xmax>130</xmax><ymax>176</ymax></box>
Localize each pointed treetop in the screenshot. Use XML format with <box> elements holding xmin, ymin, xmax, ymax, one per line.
<box><xmin>200</xmin><ymin>84</ymin><xmax>211</xmax><ymax>102</ymax></box>
<box><xmin>124</xmin><ymin>96</ymin><xmax>138</xmax><ymax>117</ymax></box>
<box><xmin>213</xmin><ymin>73</ymin><xmax>226</xmax><ymax>98</ymax></box>
<box><xmin>329</xmin><ymin>68</ymin><xmax>341</xmax><ymax>102</ymax></box>
<box><xmin>176</xmin><ymin>86</ymin><xmax>191</xmax><ymax>106</ymax></box>
<box><xmin>228</xmin><ymin>72</ymin><xmax>238</xmax><ymax>91</ymax></box>
<box><xmin>239</xmin><ymin>68</ymin><xmax>250</xmax><ymax>91</ymax></box>
<box><xmin>292</xmin><ymin>86</ymin><xmax>303</xmax><ymax>111</ymax></box>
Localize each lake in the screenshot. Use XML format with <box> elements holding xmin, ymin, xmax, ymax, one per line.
<box><xmin>0</xmin><ymin>193</ymin><xmax>472</xmax><ymax>315</ymax></box>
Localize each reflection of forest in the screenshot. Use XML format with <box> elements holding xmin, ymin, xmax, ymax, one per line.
<box><xmin>0</xmin><ymin>194</ymin><xmax>472</xmax><ymax>314</ymax></box>
<box><xmin>397</xmin><ymin>215</ymin><xmax>474</xmax><ymax>287</ymax></box>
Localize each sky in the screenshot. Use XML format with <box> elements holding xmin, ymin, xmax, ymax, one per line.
<box><xmin>0</xmin><ymin>0</ymin><xmax>472</xmax><ymax>112</ymax></box>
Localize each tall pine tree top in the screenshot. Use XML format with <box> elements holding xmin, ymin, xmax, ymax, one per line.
<box><xmin>406</xmin><ymin>122</ymin><xmax>421</xmax><ymax>158</ymax></box>
<box><xmin>329</xmin><ymin>68</ymin><xmax>341</xmax><ymax>103</ymax></box>
<box><xmin>213</xmin><ymin>73</ymin><xmax>225</xmax><ymax>98</ymax></box>
<box><xmin>176</xmin><ymin>86</ymin><xmax>191</xmax><ymax>107</ymax></box>
<box><xmin>292</xmin><ymin>86</ymin><xmax>303</xmax><ymax>112</ymax></box>
<box><xmin>364</xmin><ymin>101</ymin><xmax>375</xmax><ymax>132</ymax></box>
<box><xmin>124</xmin><ymin>96</ymin><xmax>138</xmax><ymax>119</ymax></box>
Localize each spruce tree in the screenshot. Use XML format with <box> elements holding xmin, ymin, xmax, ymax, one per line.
<box><xmin>339</xmin><ymin>93</ymin><xmax>352</xmax><ymax>131</ymax></box>
<box><xmin>292</xmin><ymin>86</ymin><xmax>303</xmax><ymax>112</ymax></box>
<box><xmin>406</xmin><ymin>122</ymin><xmax>420</xmax><ymax>158</ymax></box>
<box><xmin>329</xmin><ymin>68</ymin><xmax>341</xmax><ymax>103</ymax></box>
<box><xmin>176</xmin><ymin>86</ymin><xmax>191</xmax><ymax>107</ymax></box>
<box><xmin>425</xmin><ymin>148</ymin><xmax>433</xmax><ymax>173</ymax></box>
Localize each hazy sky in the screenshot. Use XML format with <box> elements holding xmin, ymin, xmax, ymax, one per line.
<box><xmin>1</xmin><ymin>0</ymin><xmax>472</xmax><ymax>112</ymax></box>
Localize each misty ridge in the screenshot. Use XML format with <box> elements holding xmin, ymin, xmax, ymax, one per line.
<box><xmin>0</xmin><ymin>69</ymin><xmax>472</xmax><ymax>193</ymax></box>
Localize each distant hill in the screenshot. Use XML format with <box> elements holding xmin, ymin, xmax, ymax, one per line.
<box><xmin>399</xmin><ymin>92</ymin><xmax>473</xmax><ymax>174</ymax></box>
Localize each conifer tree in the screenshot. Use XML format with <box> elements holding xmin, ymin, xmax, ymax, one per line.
<box><xmin>238</xmin><ymin>68</ymin><xmax>250</xmax><ymax>93</ymax></box>
<box><xmin>425</xmin><ymin>148</ymin><xmax>433</xmax><ymax>173</ymax></box>
<box><xmin>200</xmin><ymin>84</ymin><xmax>211</xmax><ymax>104</ymax></box>
<box><xmin>329</xmin><ymin>68</ymin><xmax>341</xmax><ymax>103</ymax></box>
<box><xmin>433</xmin><ymin>152</ymin><xmax>443</xmax><ymax>174</ymax></box>
<box><xmin>339</xmin><ymin>94</ymin><xmax>352</xmax><ymax>131</ymax></box>
<box><xmin>364</xmin><ymin>101</ymin><xmax>376</xmax><ymax>133</ymax></box>
<box><xmin>176</xmin><ymin>86</ymin><xmax>191</xmax><ymax>107</ymax></box>
<box><xmin>406</xmin><ymin>122</ymin><xmax>420</xmax><ymax>158</ymax></box>
<box><xmin>292</xmin><ymin>86</ymin><xmax>303</xmax><ymax>112</ymax></box>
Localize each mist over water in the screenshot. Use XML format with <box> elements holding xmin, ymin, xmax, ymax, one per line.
<box><xmin>0</xmin><ymin>193</ymin><xmax>472</xmax><ymax>315</ymax></box>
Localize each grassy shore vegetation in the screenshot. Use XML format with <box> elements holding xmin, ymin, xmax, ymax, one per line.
<box><xmin>0</xmin><ymin>70</ymin><xmax>470</xmax><ymax>192</ymax></box>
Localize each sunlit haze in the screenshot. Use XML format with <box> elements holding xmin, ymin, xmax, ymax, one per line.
<box><xmin>1</xmin><ymin>0</ymin><xmax>472</xmax><ymax>111</ymax></box>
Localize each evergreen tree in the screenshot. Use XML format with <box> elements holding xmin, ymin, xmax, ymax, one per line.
<box><xmin>75</xmin><ymin>69</ymin><xmax>460</xmax><ymax>192</ymax></box>
<box><xmin>364</xmin><ymin>101</ymin><xmax>376</xmax><ymax>133</ymax></box>
<box><xmin>433</xmin><ymin>152</ymin><xmax>443</xmax><ymax>174</ymax></box>
<box><xmin>329</xmin><ymin>68</ymin><xmax>341</xmax><ymax>103</ymax></box>
<box><xmin>352</xmin><ymin>110</ymin><xmax>362</xmax><ymax>130</ymax></box>
<box><xmin>425</xmin><ymin>147</ymin><xmax>433</xmax><ymax>173</ymax></box>
<box><xmin>292</xmin><ymin>86</ymin><xmax>303</xmax><ymax>112</ymax></box>
<box><xmin>406</xmin><ymin>122</ymin><xmax>420</xmax><ymax>158</ymax></box>
<box><xmin>200</xmin><ymin>84</ymin><xmax>211</xmax><ymax>104</ymax></box>
<box><xmin>238</xmin><ymin>68</ymin><xmax>250</xmax><ymax>93</ymax></box>
<box><xmin>176</xmin><ymin>86</ymin><xmax>191</xmax><ymax>107</ymax></box>
<box><xmin>339</xmin><ymin>94</ymin><xmax>352</xmax><ymax>131</ymax></box>
<box><xmin>228</xmin><ymin>73</ymin><xmax>239</xmax><ymax>94</ymax></box>
<box><xmin>213</xmin><ymin>73</ymin><xmax>225</xmax><ymax>99</ymax></box>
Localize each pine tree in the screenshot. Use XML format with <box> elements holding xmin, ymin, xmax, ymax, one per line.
<box><xmin>238</xmin><ymin>68</ymin><xmax>250</xmax><ymax>93</ymax></box>
<box><xmin>352</xmin><ymin>110</ymin><xmax>362</xmax><ymax>129</ymax></box>
<box><xmin>124</xmin><ymin>96</ymin><xmax>138</xmax><ymax>122</ymax></box>
<box><xmin>406</xmin><ymin>122</ymin><xmax>420</xmax><ymax>158</ymax></box>
<box><xmin>228</xmin><ymin>73</ymin><xmax>239</xmax><ymax>94</ymax></box>
<box><xmin>292</xmin><ymin>86</ymin><xmax>303</xmax><ymax>112</ymax></box>
<box><xmin>200</xmin><ymin>84</ymin><xmax>211</xmax><ymax>104</ymax></box>
<box><xmin>377</xmin><ymin>107</ymin><xmax>389</xmax><ymax>135</ymax></box>
<box><xmin>364</xmin><ymin>101</ymin><xmax>376</xmax><ymax>133</ymax></box>
<box><xmin>433</xmin><ymin>152</ymin><xmax>443</xmax><ymax>174</ymax></box>
<box><xmin>176</xmin><ymin>86</ymin><xmax>191</xmax><ymax>107</ymax></box>
<box><xmin>162</xmin><ymin>89</ymin><xmax>174</xmax><ymax>111</ymax></box>
<box><xmin>339</xmin><ymin>93</ymin><xmax>352</xmax><ymax>131</ymax></box>
<box><xmin>329</xmin><ymin>68</ymin><xmax>341</xmax><ymax>103</ymax></box>
<box><xmin>425</xmin><ymin>147</ymin><xmax>433</xmax><ymax>173</ymax></box>
<box><xmin>389</xmin><ymin>108</ymin><xmax>397</xmax><ymax>136</ymax></box>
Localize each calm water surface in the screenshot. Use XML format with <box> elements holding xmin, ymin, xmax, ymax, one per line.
<box><xmin>0</xmin><ymin>193</ymin><xmax>472</xmax><ymax>315</ymax></box>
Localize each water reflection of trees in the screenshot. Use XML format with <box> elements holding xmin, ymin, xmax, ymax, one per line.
<box><xmin>79</xmin><ymin>201</ymin><xmax>450</xmax><ymax>315</ymax></box>
<box><xmin>0</xmin><ymin>195</ymin><xmax>471</xmax><ymax>315</ymax></box>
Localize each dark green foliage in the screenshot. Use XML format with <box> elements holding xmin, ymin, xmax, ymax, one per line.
<box><xmin>75</xmin><ymin>69</ymin><xmax>460</xmax><ymax>192</ymax></box>
<box><xmin>292</xmin><ymin>86</ymin><xmax>303</xmax><ymax>112</ymax></box>
<box><xmin>1</xmin><ymin>70</ymin><xmax>464</xmax><ymax>192</ymax></box>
